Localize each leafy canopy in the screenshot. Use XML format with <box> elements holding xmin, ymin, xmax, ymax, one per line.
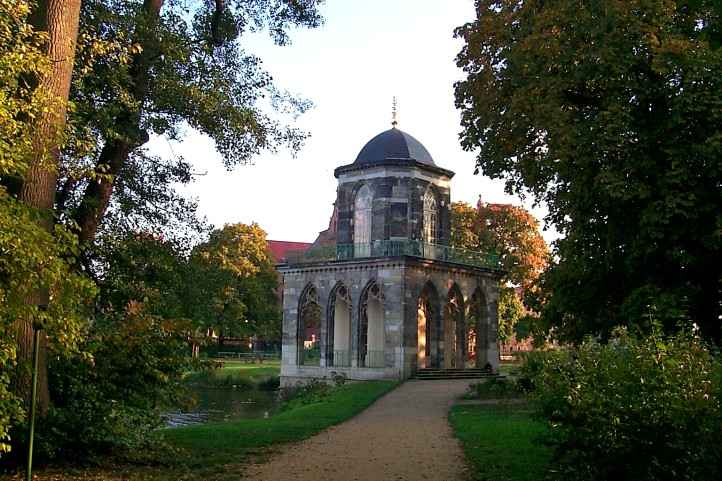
<box><xmin>451</xmin><ymin>200</ymin><xmax>549</xmax><ymax>289</ymax></box>
<box><xmin>451</xmin><ymin>200</ymin><xmax>549</xmax><ymax>342</ymax></box>
<box><xmin>455</xmin><ymin>0</ymin><xmax>722</xmax><ymax>342</ymax></box>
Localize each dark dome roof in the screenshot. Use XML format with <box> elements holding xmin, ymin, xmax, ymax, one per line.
<box><xmin>354</xmin><ymin>128</ymin><xmax>435</xmax><ymax>166</ymax></box>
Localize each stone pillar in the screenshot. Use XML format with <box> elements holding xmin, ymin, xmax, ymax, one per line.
<box><xmin>486</xmin><ymin>292</ymin><xmax>501</xmax><ymax>372</ymax></box>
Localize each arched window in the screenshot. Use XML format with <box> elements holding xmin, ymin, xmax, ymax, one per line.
<box><xmin>297</xmin><ymin>284</ymin><xmax>321</xmax><ymax>366</ymax></box>
<box><xmin>359</xmin><ymin>280</ymin><xmax>384</xmax><ymax>368</ymax></box>
<box><xmin>423</xmin><ymin>189</ymin><xmax>438</xmax><ymax>244</ymax></box>
<box><xmin>354</xmin><ymin>185</ymin><xmax>372</xmax><ymax>257</ymax></box>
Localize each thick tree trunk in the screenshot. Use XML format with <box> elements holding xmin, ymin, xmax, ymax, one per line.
<box><xmin>73</xmin><ymin>0</ymin><xmax>163</xmax><ymax>245</ymax></box>
<box><xmin>15</xmin><ymin>0</ymin><xmax>83</xmax><ymax>415</ymax></box>
<box><xmin>74</xmin><ymin>139</ymin><xmax>132</xmax><ymax>244</ymax></box>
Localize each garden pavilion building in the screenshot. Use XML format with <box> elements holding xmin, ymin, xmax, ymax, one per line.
<box><xmin>278</xmin><ymin>121</ymin><xmax>503</xmax><ymax>386</ymax></box>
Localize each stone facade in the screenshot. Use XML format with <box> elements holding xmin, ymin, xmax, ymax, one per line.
<box><xmin>278</xmin><ymin>126</ymin><xmax>503</xmax><ymax>386</ymax></box>
<box><xmin>279</xmin><ymin>257</ymin><xmax>500</xmax><ymax>385</ymax></box>
<box><xmin>334</xmin><ymin>163</ymin><xmax>453</xmax><ymax>246</ymax></box>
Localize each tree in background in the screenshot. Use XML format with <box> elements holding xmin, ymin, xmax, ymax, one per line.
<box><xmin>191</xmin><ymin>223</ymin><xmax>280</xmax><ymax>344</ymax></box>
<box><xmin>451</xmin><ymin>200</ymin><xmax>549</xmax><ymax>342</ymax></box>
<box><xmin>32</xmin><ymin>222</ymin><xmax>280</xmax><ymax>461</ymax></box>
<box><xmin>455</xmin><ymin>0</ymin><xmax>722</xmax><ymax>342</ymax></box>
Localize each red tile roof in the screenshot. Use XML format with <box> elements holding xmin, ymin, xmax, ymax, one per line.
<box><xmin>267</xmin><ymin>240</ymin><xmax>312</xmax><ymax>262</ymax></box>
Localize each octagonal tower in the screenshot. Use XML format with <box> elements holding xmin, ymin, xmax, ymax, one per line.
<box><xmin>334</xmin><ymin>127</ymin><xmax>455</xmax><ymax>250</ymax></box>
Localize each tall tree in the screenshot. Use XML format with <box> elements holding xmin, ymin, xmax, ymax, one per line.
<box><xmin>450</xmin><ymin>200</ymin><xmax>549</xmax><ymax>341</ymax></box>
<box><xmin>12</xmin><ymin>0</ymin><xmax>83</xmax><ymax>414</ymax></box>
<box><xmin>455</xmin><ymin>0</ymin><xmax>722</xmax><ymax>342</ymax></box>
<box><xmin>61</xmin><ymin>0</ymin><xmax>322</xmax><ymax>247</ymax></box>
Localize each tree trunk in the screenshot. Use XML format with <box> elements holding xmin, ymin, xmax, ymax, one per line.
<box><xmin>15</xmin><ymin>0</ymin><xmax>83</xmax><ymax>416</ymax></box>
<box><xmin>73</xmin><ymin>0</ymin><xmax>163</xmax><ymax>245</ymax></box>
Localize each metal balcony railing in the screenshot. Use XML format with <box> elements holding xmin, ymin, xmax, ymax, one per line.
<box><xmin>362</xmin><ymin>350</ymin><xmax>385</xmax><ymax>368</ymax></box>
<box><xmin>283</xmin><ymin>240</ymin><xmax>500</xmax><ymax>270</ymax></box>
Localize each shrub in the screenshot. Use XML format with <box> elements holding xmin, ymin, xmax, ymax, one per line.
<box><xmin>525</xmin><ymin>327</ymin><xmax>722</xmax><ymax>481</ymax></box>
<box><xmin>473</xmin><ymin>377</ymin><xmax>522</xmax><ymax>399</ymax></box>
<box><xmin>278</xmin><ymin>378</ymin><xmax>332</xmax><ymax>409</ymax></box>
<box><xmin>257</xmin><ymin>375</ymin><xmax>280</xmax><ymax>391</ymax></box>
<box><xmin>30</xmin><ymin>310</ymin><xmax>198</xmax><ymax>463</ymax></box>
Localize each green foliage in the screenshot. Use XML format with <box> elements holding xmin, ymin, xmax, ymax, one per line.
<box><xmin>183</xmin><ymin>361</ymin><xmax>280</xmax><ymax>389</ymax></box>
<box><xmin>0</xmin><ymin>193</ymin><xmax>96</xmax><ymax>457</ymax></box>
<box><xmin>472</xmin><ymin>376</ymin><xmax>522</xmax><ymax>400</ymax></box>
<box><xmin>69</xmin><ymin>0</ymin><xmax>322</xmax><ymax>163</ymax></box>
<box><xmin>456</xmin><ymin>0</ymin><xmax>722</xmax><ymax>342</ymax></box>
<box><xmin>36</xmin><ymin>310</ymin><xmax>198</xmax><ymax>462</ymax></box>
<box><xmin>450</xmin><ymin>404</ymin><xmax>552</xmax><ymax>481</ymax></box>
<box><xmin>96</xmin><ymin>232</ymin><xmax>191</xmax><ymax>320</ymax></box>
<box><xmin>524</xmin><ymin>328</ymin><xmax>722</xmax><ymax>481</ymax></box>
<box><xmin>0</xmin><ymin>0</ymin><xmax>52</xmax><ymax>179</ymax></box>
<box><xmin>94</xmin><ymin>222</ymin><xmax>280</xmax><ymax>344</ymax></box>
<box><xmin>279</xmin><ymin>378</ymin><xmax>334</xmax><ymax>410</ymax></box>
<box><xmin>58</xmin><ymin>0</ymin><xmax>324</xmax><ymax>247</ymax></box>
<box><xmin>190</xmin><ymin>223</ymin><xmax>280</xmax><ymax>341</ymax></box>
<box><xmin>498</xmin><ymin>286</ymin><xmax>525</xmax><ymax>343</ymax></box>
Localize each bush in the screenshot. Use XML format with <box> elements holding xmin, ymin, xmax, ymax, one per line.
<box><xmin>516</xmin><ymin>350</ymin><xmax>550</xmax><ymax>393</ymax></box>
<box><xmin>257</xmin><ymin>375</ymin><xmax>280</xmax><ymax>391</ymax></box>
<box><xmin>473</xmin><ymin>377</ymin><xmax>522</xmax><ymax>399</ymax></box>
<box><xmin>30</xmin><ymin>311</ymin><xmax>198</xmax><ymax>463</ymax></box>
<box><xmin>524</xmin><ymin>327</ymin><xmax>722</xmax><ymax>481</ymax></box>
<box><xmin>278</xmin><ymin>379</ymin><xmax>332</xmax><ymax>409</ymax></box>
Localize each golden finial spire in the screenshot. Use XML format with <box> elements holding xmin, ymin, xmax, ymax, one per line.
<box><xmin>391</xmin><ymin>96</ymin><xmax>398</xmax><ymax>128</ymax></box>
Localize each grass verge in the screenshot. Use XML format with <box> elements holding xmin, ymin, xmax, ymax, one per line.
<box><xmin>449</xmin><ymin>403</ymin><xmax>552</xmax><ymax>481</ymax></box>
<box><xmin>6</xmin><ymin>380</ymin><xmax>397</xmax><ymax>481</ymax></box>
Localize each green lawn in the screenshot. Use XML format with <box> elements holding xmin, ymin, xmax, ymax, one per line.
<box><xmin>449</xmin><ymin>403</ymin><xmax>552</xmax><ymax>481</ymax></box>
<box><xmin>183</xmin><ymin>360</ymin><xmax>281</xmax><ymax>387</ymax></box>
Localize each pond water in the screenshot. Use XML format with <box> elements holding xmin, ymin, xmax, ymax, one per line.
<box><xmin>164</xmin><ymin>387</ymin><xmax>280</xmax><ymax>428</ymax></box>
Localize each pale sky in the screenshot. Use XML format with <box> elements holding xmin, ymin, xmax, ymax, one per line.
<box><xmin>147</xmin><ymin>0</ymin><xmax>559</xmax><ymax>246</ymax></box>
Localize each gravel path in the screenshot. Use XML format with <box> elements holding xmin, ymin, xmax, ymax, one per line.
<box><xmin>242</xmin><ymin>379</ymin><xmax>471</xmax><ymax>481</ymax></box>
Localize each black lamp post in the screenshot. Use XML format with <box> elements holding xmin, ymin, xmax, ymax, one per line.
<box><xmin>26</xmin><ymin>304</ymin><xmax>46</xmax><ymax>481</ymax></box>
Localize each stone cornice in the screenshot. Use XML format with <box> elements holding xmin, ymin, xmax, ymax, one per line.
<box><xmin>277</xmin><ymin>255</ymin><xmax>504</xmax><ymax>278</ymax></box>
<box><xmin>334</xmin><ymin>159</ymin><xmax>455</xmax><ymax>179</ymax></box>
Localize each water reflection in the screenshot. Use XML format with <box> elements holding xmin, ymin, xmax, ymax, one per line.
<box><xmin>165</xmin><ymin>387</ymin><xmax>279</xmax><ymax>428</ymax></box>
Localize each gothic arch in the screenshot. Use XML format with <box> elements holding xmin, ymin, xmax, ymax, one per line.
<box><xmin>326</xmin><ymin>281</ymin><xmax>352</xmax><ymax>367</ymax></box>
<box><xmin>297</xmin><ymin>283</ymin><xmax>321</xmax><ymax>366</ymax></box>
<box><xmin>358</xmin><ymin>279</ymin><xmax>384</xmax><ymax>367</ymax></box>
<box><xmin>444</xmin><ymin>283</ymin><xmax>466</xmax><ymax>368</ymax></box>
<box><xmin>422</xmin><ymin>186</ymin><xmax>439</xmax><ymax>245</ymax></box>
<box><xmin>353</xmin><ymin>184</ymin><xmax>373</xmax><ymax>257</ymax></box>
<box><xmin>467</xmin><ymin>287</ymin><xmax>490</xmax><ymax>369</ymax></box>
<box><xmin>417</xmin><ymin>280</ymin><xmax>442</xmax><ymax>369</ymax></box>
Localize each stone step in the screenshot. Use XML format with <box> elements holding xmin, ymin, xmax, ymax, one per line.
<box><xmin>416</xmin><ymin>370</ymin><xmax>492</xmax><ymax>375</ymax></box>
<box><xmin>413</xmin><ymin>369</ymin><xmax>501</xmax><ymax>380</ymax></box>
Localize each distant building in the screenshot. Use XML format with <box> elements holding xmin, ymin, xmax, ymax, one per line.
<box><xmin>275</xmin><ymin>119</ymin><xmax>504</xmax><ymax>386</ymax></box>
<box><xmin>267</xmin><ymin>240</ymin><xmax>313</xmax><ymax>264</ymax></box>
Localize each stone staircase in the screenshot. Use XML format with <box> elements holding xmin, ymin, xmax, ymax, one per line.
<box><xmin>413</xmin><ymin>367</ymin><xmax>500</xmax><ymax>381</ymax></box>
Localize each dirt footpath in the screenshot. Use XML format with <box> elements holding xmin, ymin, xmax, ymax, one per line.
<box><xmin>242</xmin><ymin>379</ymin><xmax>470</xmax><ymax>481</ymax></box>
